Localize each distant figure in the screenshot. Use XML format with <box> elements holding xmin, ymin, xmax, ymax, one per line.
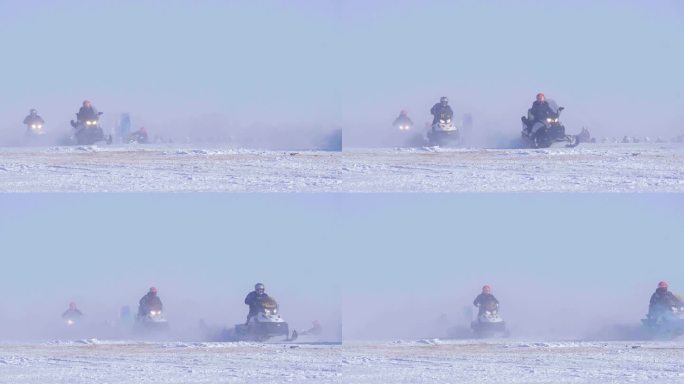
<box><xmin>23</xmin><ymin>109</ymin><xmax>45</xmax><ymax>126</ymax></box>
<box><xmin>473</xmin><ymin>285</ymin><xmax>499</xmax><ymax>315</ymax></box>
<box><xmin>120</xmin><ymin>305</ymin><xmax>132</xmax><ymax>322</ymax></box>
<box><xmin>128</xmin><ymin>127</ymin><xmax>149</xmax><ymax>143</ymax></box>
<box><xmin>393</xmin><ymin>110</ymin><xmax>413</xmax><ymax>129</ymax></box>
<box><xmin>117</xmin><ymin>113</ymin><xmax>132</xmax><ymax>141</ymax></box>
<box><xmin>138</xmin><ymin>287</ymin><xmax>163</xmax><ymax>317</ymax></box>
<box><xmin>62</xmin><ymin>302</ymin><xmax>84</xmax><ymax>320</ymax></box>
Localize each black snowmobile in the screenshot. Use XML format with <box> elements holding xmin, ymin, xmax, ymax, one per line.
<box><xmin>427</xmin><ymin>111</ymin><xmax>461</xmax><ymax>147</ymax></box>
<box><xmin>70</xmin><ymin>112</ymin><xmax>112</xmax><ymax>145</ymax></box>
<box><xmin>471</xmin><ymin>301</ymin><xmax>509</xmax><ymax>338</ymax></box>
<box><xmin>136</xmin><ymin>303</ymin><xmax>169</xmax><ymax>331</ymax></box>
<box><xmin>641</xmin><ymin>304</ymin><xmax>684</xmax><ymax>340</ymax></box>
<box><xmin>521</xmin><ymin>100</ymin><xmax>579</xmax><ymax>148</ymax></box>
<box><xmin>233</xmin><ymin>296</ymin><xmax>291</xmax><ymax>342</ymax></box>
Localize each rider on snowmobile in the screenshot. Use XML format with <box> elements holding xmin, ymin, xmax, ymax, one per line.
<box><xmin>128</xmin><ymin>127</ymin><xmax>149</xmax><ymax>143</ymax></box>
<box><xmin>71</xmin><ymin>100</ymin><xmax>99</xmax><ymax>128</ymax></box>
<box><xmin>244</xmin><ymin>283</ymin><xmax>269</xmax><ymax>324</ymax></box>
<box><xmin>648</xmin><ymin>281</ymin><xmax>683</xmax><ymax>320</ymax></box>
<box><xmin>430</xmin><ymin>97</ymin><xmax>454</xmax><ymax>125</ymax></box>
<box><xmin>23</xmin><ymin>109</ymin><xmax>45</xmax><ymax>126</ymax></box>
<box><xmin>523</xmin><ymin>93</ymin><xmax>554</xmax><ymax>133</ymax></box>
<box><xmin>62</xmin><ymin>302</ymin><xmax>83</xmax><ymax>319</ymax></box>
<box><xmin>473</xmin><ymin>285</ymin><xmax>499</xmax><ymax>315</ymax></box>
<box><xmin>138</xmin><ymin>287</ymin><xmax>163</xmax><ymax>317</ymax></box>
<box><xmin>393</xmin><ymin>110</ymin><xmax>413</xmax><ymax>128</ymax></box>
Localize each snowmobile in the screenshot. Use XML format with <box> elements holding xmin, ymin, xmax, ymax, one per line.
<box><xmin>126</xmin><ymin>130</ymin><xmax>149</xmax><ymax>144</ymax></box>
<box><xmin>136</xmin><ymin>307</ymin><xmax>169</xmax><ymax>330</ymax></box>
<box><xmin>70</xmin><ymin>112</ymin><xmax>112</xmax><ymax>145</ymax></box>
<box><xmin>25</xmin><ymin>120</ymin><xmax>46</xmax><ymax>137</ymax></box>
<box><xmin>395</xmin><ymin>120</ymin><xmax>413</xmax><ymax>132</ymax></box>
<box><xmin>427</xmin><ymin>111</ymin><xmax>461</xmax><ymax>146</ymax></box>
<box><xmin>521</xmin><ymin>100</ymin><xmax>579</xmax><ymax>148</ymax></box>
<box><xmin>234</xmin><ymin>296</ymin><xmax>290</xmax><ymax>341</ymax></box>
<box><xmin>391</xmin><ymin>122</ymin><xmax>428</xmax><ymax>147</ymax></box>
<box><xmin>641</xmin><ymin>305</ymin><xmax>684</xmax><ymax>340</ymax></box>
<box><xmin>64</xmin><ymin>317</ymin><xmax>79</xmax><ymax>327</ymax></box>
<box><xmin>471</xmin><ymin>301</ymin><xmax>508</xmax><ymax>338</ymax></box>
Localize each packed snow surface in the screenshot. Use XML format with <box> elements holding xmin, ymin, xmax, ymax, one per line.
<box><xmin>342</xmin><ymin>339</ymin><xmax>684</xmax><ymax>384</ymax></box>
<box><xmin>0</xmin><ymin>143</ymin><xmax>682</xmax><ymax>191</ymax></box>
<box><xmin>0</xmin><ymin>341</ymin><xmax>341</xmax><ymax>384</ymax></box>
<box><xmin>2</xmin><ymin>339</ymin><xmax>682</xmax><ymax>383</ymax></box>
<box><xmin>342</xmin><ymin>143</ymin><xmax>684</xmax><ymax>192</ymax></box>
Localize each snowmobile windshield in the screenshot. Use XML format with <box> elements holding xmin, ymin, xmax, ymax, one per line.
<box><xmin>259</xmin><ymin>297</ymin><xmax>279</xmax><ymax>310</ymax></box>
<box><xmin>547</xmin><ymin>99</ymin><xmax>562</xmax><ymax>114</ymax></box>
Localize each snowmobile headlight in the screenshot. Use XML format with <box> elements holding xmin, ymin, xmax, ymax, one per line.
<box><xmin>554</xmin><ymin>118</ymin><xmax>559</xmax><ymax>123</ymax></box>
<box><xmin>446</xmin><ymin>119</ymin><xmax>451</xmax><ymax>124</ymax></box>
<box><xmin>546</xmin><ymin>118</ymin><xmax>553</xmax><ymax>123</ymax></box>
<box><xmin>150</xmin><ymin>310</ymin><xmax>157</xmax><ymax>316</ymax></box>
<box><xmin>67</xmin><ymin>319</ymin><xmax>74</xmax><ymax>325</ymax></box>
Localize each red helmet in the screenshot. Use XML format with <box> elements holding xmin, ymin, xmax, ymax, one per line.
<box><xmin>149</xmin><ymin>287</ymin><xmax>158</xmax><ymax>293</ymax></box>
<box><xmin>69</xmin><ymin>302</ymin><xmax>76</xmax><ymax>309</ymax></box>
<box><xmin>482</xmin><ymin>284</ymin><xmax>491</xmax><ymax>293</ymax></box>
<box><xmin>536</xmin><ymin>93</ymin><xmax>545</xmax><ymax>100</ymax></box>
<box><xmin>140</xmin><ymin>127</ymin><xmax>147</xmax><ymax>133</ymax></box>
<box><xmin>83</xmin><ymin>100</ymin><xmax>91</xmax><ymax>107</ymax></box>
<box><xmin>658</xmin><ymin>281</ymin><xmax>668</xmax><ymax>289</ymax></box>
<box><xmin>400</xmin><ymin>110</ymin><xmax>407</xmax><ymax>116</ymax></box>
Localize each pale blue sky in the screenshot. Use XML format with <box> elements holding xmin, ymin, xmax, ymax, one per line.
<box><xmin>0</xmin><ymin>194</ymin><xmax>343</xmax><ymax>336</ymax></box>
<box><xmin>0</xmin><ymin>0</ymin><xmax>338</xmax><ymax>132</ymax></box>
<box><xmin>0</xmin><ymin>194</ymin><xmax>681</xmax><ymax>339</ymax></box>
<box><xmin>2</xmin><ymin>1</ymin><xmax>682</xmax><ymax>140</ymax></box>
<box><xmin>340</xmin><ymin>0</ymin><xmax>684</xmax><ymax>139</ymax></box>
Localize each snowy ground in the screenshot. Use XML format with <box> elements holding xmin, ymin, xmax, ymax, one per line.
<box><xmin>342</xmin><ymin>339</ymin><xmax>684</xmax><ymax>384</ymax></box>
<box><xmin>0</xmin><ymin>340</ymin><xmax>341</xmax><ymax>384</ymax></box>
<box><xmin>0</xmin><ymin>143</ymin><xmax>681</xmax><ymax>192</ymax></box>
<box><xmin>342</xmin><ymin>143</ymin><xmax>684</xmax><ymax>192</ymax></box>
<box><xmin>0</xmin><ymin>145</ymin><xmax>341</xmax><ymax>192</ymax></box>
<box><xmin>2</xmin><ymin>339</ymin><xmax>682</xmax><ymax>384</ymax></box>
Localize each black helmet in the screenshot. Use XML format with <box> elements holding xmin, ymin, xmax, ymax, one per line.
<box><xmin>440</xmin><ymin>96</ymin><xmax>448</xmax><ymax>104</ymax></box>
<box><xmin>255</xmin><ymin>283</ymin><xmax>265</xmax><ymax>292</ymax></box>
<box><xmin>30</xmin><ymin>109</ymin><xmax>37</xmax><ymax>115</ymax></box>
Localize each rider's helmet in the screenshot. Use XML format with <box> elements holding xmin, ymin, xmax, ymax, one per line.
<box><xmin>149</xmin><ymin>286</ymin><xmax>158</xmax><ymax>294</ymax></box>
<box><xmin>255</xmin><ymin>283</ymin><xmax>265</xmax><ymax>293</ymax></box>
<box><xmin>140</xmin><ymin>127</ymin><xmax>147</xmax><ymax>133</ymax></box>
<box><xmin>658</xmin><ymin>281</ymin><xmax>668</xmax><ymax>289</ymax></box>
<box><xmin>536</xmin><ymin>93</ymin><xmax>545</xmax><ymax>102</ymax></box>
<box><xmin>482</xmin><ymin>285</ymin><xmax>491</xmax><ymax>293</ymax></box>
<box><xmin>83</xmin><ymin>100</ymin><xmax>92</xmax><ymax>107</ymax></box>
<box><xmin>400</xmin><ymin>110</ymin><xmax>407</xmax><ymax>116</ymax></box>
<box><xmin>29</xmin><ymin>109</ymin><xmax>37</xmax><ymax>115</ymax></box>
<box><xmin>69</xmin><ymin>302</ymin><xmax>77</xmax><ymax>309</ymax></box>
<box><xmin>440</xmin><ymin>96</ymin><xmax>448</xmax><ymax>105</ymax></box>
